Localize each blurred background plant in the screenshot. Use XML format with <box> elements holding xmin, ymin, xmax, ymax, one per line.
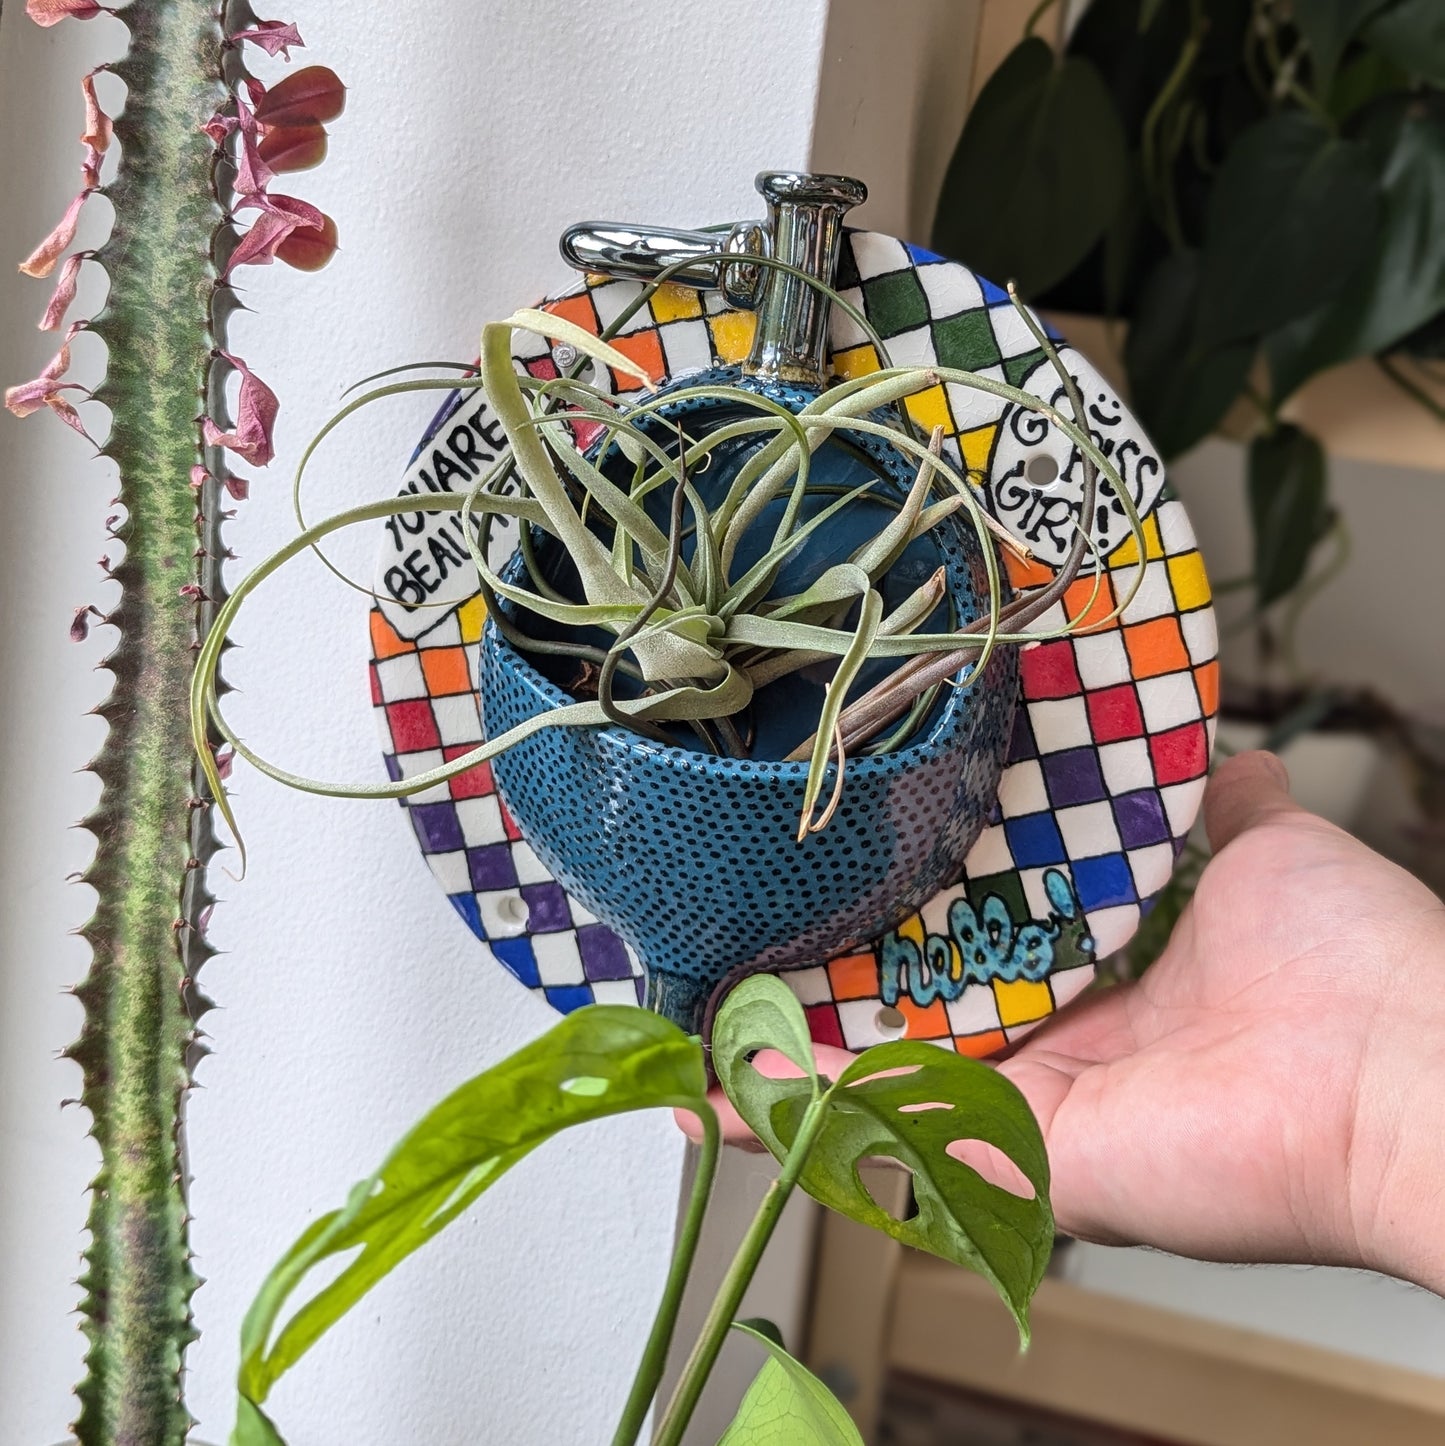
<box><xmin>934</xmin><ymin>0</ymin><xmax>1444</xmax><ymax>974</ymax></box>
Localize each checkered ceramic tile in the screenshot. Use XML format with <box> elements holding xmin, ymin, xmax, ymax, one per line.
<box><xmin>370</xmin><ymin>232</ymin><xmax>1217</xmax><ymax>1052</ymax></box>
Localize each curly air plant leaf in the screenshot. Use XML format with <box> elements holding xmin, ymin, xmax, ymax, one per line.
<box><xmin>6</xmin><ymin>3</ymin><xmax>343</xmax><ymax>1439</ymax></box>
<box><xmin>191</xmin><ymin>276</ymin><xmax>1146</xmax><ymax>851</ymax></box>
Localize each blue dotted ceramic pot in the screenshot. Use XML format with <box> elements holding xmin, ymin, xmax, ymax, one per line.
<box><xmin>479</xmin><ymin>387</ymin><xmax>1019</xmax><ymax>1036</ymax></box>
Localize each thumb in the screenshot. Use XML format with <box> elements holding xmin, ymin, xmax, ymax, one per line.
<box><xmin>1203</xmin><ymin>749</ymin><xmax>1303</xmax><ymax>852</ymax></box>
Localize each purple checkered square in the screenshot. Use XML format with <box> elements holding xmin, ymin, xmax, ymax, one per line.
<box><xmin>521</xmin><ymin>881</ymin><xmax>572</xmax><ymax>932</ymax></box>
<box><xmin>1007</xmin><ymin>709</ymin><xmax>1038</xmax><ymax>764</ymax></box>
<box><xmin>468</xmin><ymin>843</ymin><xmax>518</xmax><ymax>891</ymax></box>
<box><xmin>578</xmin><ymin>924</ymin><xmax>632</xmax><ymax>982</ymax></box>
<box><xmin>410</xmin><ymin>801</ymin><xmax>464</xmax><ymax>853</ymax></box>
<box><xmin>1042</xmin><ymin>747</ymin><xmax>1107</xmax><ymax>807</ymax></box>
<box><xmin>1114</xmin><ymin>790</ymin><xmax>1171</xmax><ymax>849</ymax></box>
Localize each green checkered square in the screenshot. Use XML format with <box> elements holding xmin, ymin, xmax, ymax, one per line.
<box><xmin>1004</xmin><ymin>347</ymin><xmax>1048</xmax><ymax>387</ymax></box>
<box><xmin>931</xmin><ymin>309</ymin><xmax>1002</xmax><ymax>371</ymax></box>
<box><xmin>861</xmin><ymin>268</ymin><xmax>930</xmax><ymax>337</ymax></box>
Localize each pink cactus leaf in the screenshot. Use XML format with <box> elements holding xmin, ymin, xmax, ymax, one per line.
<box><xmin>275</xmin><ymin>211</ymin><xmax>337</xmax><ymax>271</ymax></box>
<box><xmin>40</xmin><ymin>252</ymin><xmax>86</xmax><ymax>331</ymax></box>
<box><xmin>226</xmin><ymin>192</ymin><xmax>323</xmax><ymax>272</ymax></box>
<box><xmin>26</xmin><ymin>0</ymin><xmax>103</xmax><ymax>25</ymax></box>
<box><xmin>70</xmin><ymin>604</ymin><xmax>104</xmax><ymax>642</ymax></box>
<box><xmin>233</xmin><ymin>103</ymin><xmax>275</xmax><ymax>198</ymax></box>
<box><xmin>19</xmin><ymin>190</ymin><xmax>92</xmax><ymax>278</ymax></box>
<box><xmin>256</xmin><ymin>121</ymin><xmax>328</xmax><ymax>173</ymax></box>
<box><xmin>223</xmin><ymin>471</ymin><xmax>251</xmax><ymax>501</ymax></box>
<box><xmin>5</xmin><ymin>334</ymin><xmax>92</xmax><ymax>438</ymax></box>
<box><xmin>81</xmin><ymin>70</ymin><xmax>114</xmax><ymax>156</ymax></box>
<box><xmin>202</xmin><ymin>351</ymin><xmax>279</xmax><ymax>467</ymax></box>
<box><xmin>189</xmin><ymin>464</ymin><xmax>210</xmax><ymax>490</ymax></box>
<box><xmin>231</xmin><ymin>20</ymin><xmax>304</xmax><ymax>57</ymax></box>
<box><xmin>253</xmin><ymin>65</ymin><xmax>345</xmax><ymax>127</ymax></box>
<box><xmin>202</xmin><ymin>112</ymin><xmax>238</xmax><ymax>146</ymax></box>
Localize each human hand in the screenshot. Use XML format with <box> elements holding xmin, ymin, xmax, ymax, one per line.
<box><xmin>686</xmin><ymin>752</ymin><xmax>1445</xmax><ymax>1293</ymax></box>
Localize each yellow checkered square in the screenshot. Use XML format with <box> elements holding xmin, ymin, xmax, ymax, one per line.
<box><xmin>993</xmin><ymin>978</ymin><xmax>1054</xmax><ymax>1028</ymax></box>
<box><xmin>1167</xmin><ymin>551</ymin><xmax>1211</xmax><ymax>611</ymax></box>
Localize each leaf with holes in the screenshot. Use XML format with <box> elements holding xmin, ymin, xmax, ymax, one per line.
<box><xmin>1248</xmin><ymin>423</ymin><xmax>1329</xmax><ymax>609</ymax></box>
<box><xmin>231</xmin><ymin>1006</ymin><xmax>707</xmax><ymax>1445</ymax></box>
<box><xmin>713</xmin><ymin>977</ymin><xmax>1052</xmax><ymax>1343</ymax></box>
<box><xmin>716</xmin><ymin>1322</ymin><xmax>865</xmax><ymax>1446</ymax></box>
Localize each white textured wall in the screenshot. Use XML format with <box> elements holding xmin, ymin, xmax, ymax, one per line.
<box><xmin>0</xmin><ymin>4</ymin><xmax>828</xmax><ymax>1442</ymax></box>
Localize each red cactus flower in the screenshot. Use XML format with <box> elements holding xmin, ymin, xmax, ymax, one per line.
<box><xmin>257</xmin><ymin>122</ymin><xmax>328</xmax><ymax>173</ymax></box>
<box><xmin>274</xmin><ymin>212</ymin><xmax>338</xmax><ymax>271</ymax></box>
<box><xmin>226</xmin><ymin>191</ymin><xmax>326</xmax><ymax>272</ymax></box>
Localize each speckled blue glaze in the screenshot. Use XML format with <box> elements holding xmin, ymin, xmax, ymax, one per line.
<box><xmin>480</xmin><ymin>381</ymin><xmax>1019</xmax><ymax>1034</ymax></box>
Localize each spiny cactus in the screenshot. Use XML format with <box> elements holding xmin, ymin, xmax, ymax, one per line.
<box><xmin>6</xmin><ymin>4</ymin><xmax>341</xmax><ymax>1438</ymax></box>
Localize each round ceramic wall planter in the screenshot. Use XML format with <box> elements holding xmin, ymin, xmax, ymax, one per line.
<box><xmin>370</xmin><ymin>213</ymin><xmax>1218</xmax><ymax>1058</ymax></box>
<box><xmin>480</xmin><ymin>438</ymin><xmax>1018</xmax><ymax>1033</ymax></box>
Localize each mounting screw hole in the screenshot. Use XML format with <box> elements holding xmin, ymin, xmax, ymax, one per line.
<box><xmin>498</xmin><ymin>894</ymin><xmax>530</xmax><ymax>927</ymax></box>
<box><xmin>874</xmin><ymin>1005</ymin><xmax>907</xmax><ymax>1036</ymax></box>
<box><xmin>1025</xmin><ymin>452</ymin><xmax>1059</xmax><ymax>488</ymax></box>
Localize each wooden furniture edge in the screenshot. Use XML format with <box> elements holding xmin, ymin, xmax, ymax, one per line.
<box><xmin>884</xmin><ymin>1252</ymin><xmax>1445</xmax><ymax>1446</ymax></box>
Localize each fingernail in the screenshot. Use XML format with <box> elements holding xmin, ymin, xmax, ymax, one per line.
<box><xmin>1257</xmin><ymin>750</ymin><xmax>1290</xmax><ymax>790</ymax></box>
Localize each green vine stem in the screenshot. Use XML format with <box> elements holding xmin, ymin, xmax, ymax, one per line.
<box><xmin>650</xmin><ymin>1095</ymin><xmax>832</xmax><ymax>1446</ymax></box>
<box><xmin>67</xmin><ymin>5</ymin><xmax>228</xmax><ymax>1438</ymax></box>
<box><xmin>609</xmin><ymin>1108</ymin><xmax>721</xmax><ymax>1446</ymax></box>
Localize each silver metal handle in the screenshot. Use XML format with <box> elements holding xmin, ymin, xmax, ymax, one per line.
<box><xmin>560</xmin><ymin>221</ymin><xmax>766</xmax><ymax>311</ymax></box>
<box><xmin>558</xmin><ymin>170</ymin><xmax>868</xmax><ymax>389</ymax></box>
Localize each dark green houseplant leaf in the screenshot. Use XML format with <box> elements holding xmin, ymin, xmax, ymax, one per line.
<box><xmin>1248</xmin><ymin>423</ymin><xmax>1329</xmax><ymax>608</ymax></box>
<box><xmin>1126</xmin><ymin>250</ymin><xmax>1254</xmax><ymax>458</ymax></box>
<box><xmin>714</xmin><ymin>977</ymin><xmax>1053</xmax><ymax>1344</ymax></box>
<box><xmin>716</xmin><ymin>1322</ymin><xmax>865</xmax><ymax>1445</ymax></box>
<box><xmin>231</xmin><ymin>1006</ymin><xmax>708</xmax><ymax>1445</ymax></box>
<box><xmin>1267</xmin><ymin>96</ymin><xmax>1445</xmax><ymax>399</ymax></box>
<box><xmin>1291</xmin><ymin>0</ymin><xmax>1395</xmax><ymax>89</ymax></box>
<box><xmin>1362</xmin><ymin>0</ymin><xmax>1445</xmax><ymax>87</ymax></box>
<box><xmin>1198</xmin><ymin>112</ymin><xmax>1380</xmax><ymax>346</ymax></box>
<box><xmin>932</xmin><ymin>37</ymin><xmax>1127</xmax><ymax>298</ymax></box>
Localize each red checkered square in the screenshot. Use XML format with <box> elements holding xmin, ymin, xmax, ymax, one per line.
<box><xmin>1150</xmin><ymin>721</ymin><xmax>1209</xmax><ymax>785</ymax></box>
<box><xmin>1085</xmin><ymin>684</ymin><xmax>1144</xmax><ymax>743</ymax></box>
<box><xmin>1020</xmin><ymin>640</ymin><xmax>1083</xmax><ymax>700</ymax></box>
<box><xmin>386</xmin><ymin>699</ymin><xmax>441</xmax><ymax>753</ymax></box>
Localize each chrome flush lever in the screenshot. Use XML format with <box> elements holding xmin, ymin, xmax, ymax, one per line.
<box><xmin>560</xmin><ymin>170</ymin><xmax>868</xmax><ymax>390</ymax></box>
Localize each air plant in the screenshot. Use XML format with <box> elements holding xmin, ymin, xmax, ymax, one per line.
<box><xmin>192</xmin><ymin>274</ymin><xmax>1146</xmax><ymax>841</ymax></box>
<box><xmin>5</xmin><ymin>3</ymin><xmax>342</xmax><ymax>1439</ymax></box>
